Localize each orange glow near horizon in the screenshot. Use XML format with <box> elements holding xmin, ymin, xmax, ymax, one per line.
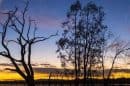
<box><xmin>0</xmin><ymin>71</ymin><xmax>130</xmax><ymax>81</ymax></box>
<box><xmin>0</xmin><ymin>71</ymin><xmax>74</xmax><ymax>81</ymax></box>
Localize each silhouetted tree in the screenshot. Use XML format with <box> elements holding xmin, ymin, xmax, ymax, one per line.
<box><xmin>81</xmin><ymin>2</ymin><xmax>108</xmax><ymax>83</ymax></box>
<box><xmin>56</xmin><ymin>1</ymin><xmax>81</xmax><ymax>86</ymax></box>
<box><xmin>48</xmin><ymin>72</ymin><xmax>52</xmax><ymax>86</ymax></box>
<box><xmin>57</xmin><ymin>0</ymin><xmax>108</xmax><ymax>85</ymax></box>
<box><xmin>106</xmin><ymin>38</ymin><xmax>130</xmax><ymax>79</ymax></box>
<box><xmin>0</xmin><ymin>1</ymin><xmax>56</xmax><ymax>86</ymax></box>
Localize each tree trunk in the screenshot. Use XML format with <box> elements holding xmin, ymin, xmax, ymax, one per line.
<box><xmin>74</xmin><ymin>14</ymin><xmax>78</xmax><ymax>86</ymax></box>
<box><xmin>83</xmin><ymin>56</ymin><xmax>86</xmax><ymax>86</ymax></box>
<box><xmin>26</xmin><ymin>77</ymin><xmax>35</xmax><ymax>86</ymax></box>
<box><xmin>83</xmin><ymin>67</ymin><xmax>86</xmax><ymax>86</ymax></box>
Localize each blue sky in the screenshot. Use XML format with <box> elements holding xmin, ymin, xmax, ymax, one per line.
<box><xmin>0</xmin><ymin>0</ymin><xmax>130</xmax><ymax>67</ymax></box>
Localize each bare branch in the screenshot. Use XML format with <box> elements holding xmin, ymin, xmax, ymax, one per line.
<box><xmin>0</xmin><ymin>51</ymin><xmax>8</xmax><ymax>57</ymax></box>
<box><xmin>5</xmin><ymin>68</ymin><xmax>16</xmax><ymax>72</ymax></box>
<box><xmin>33</xmin><ymin>21</ymin><xmax>37</xmax><ymax>38</ymax></box>
<box><xmin>6</xmin><ymin>40</ymin><xmax>19</xmax><ymax>44</ymax></box>
<box><xmin>33</xmin><ymin>31</ymin><xmax>58</xmax><ymax>43</ymax></box>
<box><xmin>27</xmin><ymin>17</ymin><xmax>35</xmax><ymax>40</ymax></box>
<box><xmin>0</xmin><ymin>51</ymin><xmax>22</xmax><ymax>62</ymax></box>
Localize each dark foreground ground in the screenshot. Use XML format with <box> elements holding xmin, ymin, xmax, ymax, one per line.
<box><xmin>0</xmin><ymin>78</ymin><xmax>130</xmax><ymax>86</ymax></box>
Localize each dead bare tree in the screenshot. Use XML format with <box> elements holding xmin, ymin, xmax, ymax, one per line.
<box><xmin>106</xmin><ymin>39</ymin><xmax>130</xmax><ymax>79</ymax></box>
<box><xmin>0</xmin><ymin>1</ymin><xmax>57</xmax><ymax>86</ymax></box>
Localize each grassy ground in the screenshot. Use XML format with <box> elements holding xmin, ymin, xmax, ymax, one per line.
<box><xmin>0</xmin><ymin>79</ymin><xmax>130</xmax><ymax>86</ymax></box>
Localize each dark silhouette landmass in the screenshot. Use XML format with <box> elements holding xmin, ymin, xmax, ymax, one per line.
<box><xmin>0</xmin><ymin>78</ymin><xmax>130</xmax><ymax>86</ymax></box>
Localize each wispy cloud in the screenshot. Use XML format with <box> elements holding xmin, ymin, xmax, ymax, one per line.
<box><xmin>34</xmin><ymin>15</ymin><xmax>62</xmax><ymax>29</ymax></box>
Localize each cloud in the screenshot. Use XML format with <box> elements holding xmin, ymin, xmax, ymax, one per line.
<box><xmin>34</xmin><ymin>15</ymin><xmax>62</xmax><ymax>29</ymax></box>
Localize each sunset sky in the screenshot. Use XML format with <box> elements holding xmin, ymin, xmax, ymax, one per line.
<box><xmin>0</xmin><ymin>0</ymin><xmax>130</xmax><ymax>68</ymax></box>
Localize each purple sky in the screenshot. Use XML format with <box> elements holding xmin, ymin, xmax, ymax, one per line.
<box><xmin>0</xmin><ymin>0</ymin><xmax>130</xmax><ymax>68</ymax></box>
